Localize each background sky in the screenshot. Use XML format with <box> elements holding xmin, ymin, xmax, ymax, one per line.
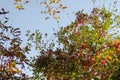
<box><xmin>0</xmin><ymin>0</ymin><xmax>120</xmax><ymax>77</ymax></box>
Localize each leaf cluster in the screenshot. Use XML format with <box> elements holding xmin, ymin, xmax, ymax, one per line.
<box><xmin>29</xmin><ymin>7</ymin><xmax>120</xmax><ymax>80</ymax></box>
<box><xmin>0</xmin><ymin>8</ymin><xmax>29</xmax><ymax>80</ymax></box>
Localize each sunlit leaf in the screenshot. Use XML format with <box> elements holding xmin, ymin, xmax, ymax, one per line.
<box><xmin>15</xmin><ymin>0</ymin><xmax>22</xmax><ymax>2</ymax></box>
<box><xmin>50</xmin><ymin>0</ymin><xmax>55</xmax><ymax>3</ymax></box>
<box><xmin>16</xmin><ymin>5</ymin><xmax>24</xmax><ymax>10</ymax></box>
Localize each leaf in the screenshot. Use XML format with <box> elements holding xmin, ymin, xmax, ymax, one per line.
<box><xmin>56</xmin><ymin>10</ymin><xmax>60</xmax><ymax>13</ymax></box>
<box><xmin>62</xmin><ymin>6</ymin><xmax>67</xmax><ymax>10</ymax></box>
<box><xmin>15</xmin><ymin>0</ymin><xmax>22</xmax><ymax>2</ymax></box>
<box><xmin>1</xmin><ymin>8</ymin><xmax>5</xmax><ymax>12</ymax></box>
<box><xmin>45</xmin><ymin>17</ymin><xmax>49</xmax><ymax>20</ymax></box>
<box><xmin>54</xmin><ymin>16</ymin><xmax>60</xmax><ymax>20</ymax></box>
<box><xmin>11</xmin><ymin>28</ymin><xmax>21</xmax><ymax>36</ymax></box>
<box><xmin>24</xmin><ymin>0</ymin><xmax>29</xmax><ymax>4</ymax></box>
<box><xmin>16</xmin><ymin>5</ymin><xmax>24</xmax><ymax>10</ymax></box>
<box><xmin>59</xmin><ymin>4</ymin><xmax>62</xmax><ymax>8</ymax></box>
<box><xmin>50</xmin><ymin>0</ymin><xmax>55</xmax><ymax>3</ymax></box>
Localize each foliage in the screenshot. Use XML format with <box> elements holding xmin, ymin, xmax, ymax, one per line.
<box><xmin>3</xmin><ymin>0</ymin><xmax>120</xmax><ymax>79</ymax></box>
<box><xmin>14</xmin><ymin>0</ymin><xmax>119</xmax><ymax>22</ymax></box>
<box><xmin>14</xmin><ymin>0</ymin><xmax>67</xmax><ymax>21</ymax></box>
<box><xmin>0</xmin><ymin>8</ymin><xmax>30</xmax><ymax>80</ymax></box>
<box><xmin>27</xmin><ymin>7</ymin><xmax>120</xmax><ymax>80</ymax></box>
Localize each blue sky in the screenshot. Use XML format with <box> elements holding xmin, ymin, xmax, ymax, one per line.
<box><xmin>0</xmin><ymin>0</ymin><xmax>120</xmax><ymax>77</ymax></box>
<box><xmin>0</xmin><ymin>0</ymin><xmax>94</xmax><ymax>33</ymax></box>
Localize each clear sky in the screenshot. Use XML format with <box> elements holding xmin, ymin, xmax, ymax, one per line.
<box><xmin>0</xmin><ymin>0</ymin><xmax>120</xmax><ymax>77</ymax></box>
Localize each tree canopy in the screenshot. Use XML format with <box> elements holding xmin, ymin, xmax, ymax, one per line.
<box><xmin>1</xmin><ymin>0</ymin><xmax>120</xmax><ymax>80</ymax></box>
<box><xmin>27</xmin><ymin>6</ymin><xmax>120</xmax><ymax>80</ymax></box>
<box><xmin>0</xmin><ymin>8</ymin><xmax>30</xmax><ymax>80</ymax></box>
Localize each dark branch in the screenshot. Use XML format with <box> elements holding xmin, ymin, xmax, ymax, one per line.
<box><xmin>0</xmin><ymin>11</ymin><xmax>9</xmax><ymax>15</ymax></box>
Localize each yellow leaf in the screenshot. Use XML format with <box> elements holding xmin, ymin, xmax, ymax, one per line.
<box><xmin>55</xmin><ymin>16</ymin><xmax>60</xmax><ymax>19</ymax></box>
<box><xmin>15</xmin><ymin>0</ymin><xmax>21</xmax><ymax>2</ymax></box>
<box><xmin>97</xmin><ymin>54</ymin><xmax>101</xmax><ymax>59</ymax></box>
<box><xmin>16</xmin><ymin>5</ymin><xmax>24</xmax><ymax>10</ymax></box>
<box><xmin>50</xmin><ymin>0</ymin><xmax>55</xmax><ymax>3</ymax></box>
